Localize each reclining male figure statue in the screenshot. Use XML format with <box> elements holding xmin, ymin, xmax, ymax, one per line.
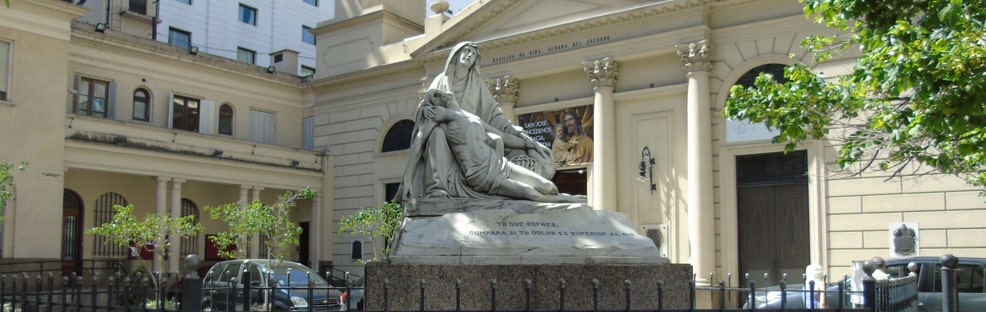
<box><xmin>409</xmin><ymin>89</ymin><xmax>585</xmax><ymax>204</ymax></box>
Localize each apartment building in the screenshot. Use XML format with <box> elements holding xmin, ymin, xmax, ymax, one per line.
<box><xmin>76</xmin><ymin>0</ymin><xmax>332</xmax><ymax>75</ymax></box>
<box><xmin>0</xmin><ymin>0</ymin><xmax>332</xmax><ymax>277</ymax></box>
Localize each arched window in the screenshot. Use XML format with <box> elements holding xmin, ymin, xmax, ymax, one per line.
<box><xmin>94</xmin><ymin>192</ymin><xmax>129</xmax><ymax>257</ymax></box>
<box><xmin>726</xmin><ymin>63</ymin><xmax>788</xmax><ymax>143</ymax></box>
<box><xmin>351</xmin><ymin>241</ymin><xmax>363</xmax><ymax>261</ymax></box>
<box><xmin>735</xmin><ymin>63</ymin><xmax>789</xmax><ymax>88</ymax></box>
<box><xmin>381</xmin><ymin>119</ymin><xmax>414</xmax><ymax>152</ymax></box>
<box><xmin>219</xmin><ymin>104</ymin><xmax>234</xmax><ymax>135</ymax></box>
<box><xmin>132</xmin><ymin>88</ymin><xmax>150</xmax><ymax>121</ymax></box>
<box><xmin>180</xmin><ymin>198</ymin><xmax>199</xmax><ymax>256</ymax></box>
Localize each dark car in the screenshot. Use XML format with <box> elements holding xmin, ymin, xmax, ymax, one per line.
<box><xmin>883</xmin><ymin>256</ymin><xmax>986</xmax><ymax>312</ymax></box>
<box><xmin>202</xmin><ymin>259</ymin><xmax>342</xmax><ymax>311</ymax></box>
<box><xmin>747</xmin><ymin>256</ymin><xmax>986</xmax><ymax>311</ymax></box>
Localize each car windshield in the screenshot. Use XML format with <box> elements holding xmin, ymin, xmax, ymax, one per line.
<box><xmin>265</xmin><ymin>262</ymin><xmax>329</xmax><ymax>287</ymax></box>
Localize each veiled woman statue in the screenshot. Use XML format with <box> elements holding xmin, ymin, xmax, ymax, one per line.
<box><xmin>398</xmin><ymin>42</ymin><xmax>556</xmax><ymax>202</ymax></box>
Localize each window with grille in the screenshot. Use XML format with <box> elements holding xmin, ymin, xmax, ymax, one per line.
<box><xmin>94</xmin><ymin>192</ymin><xmax>129</xmax><ymax>258</ymax></box>
<box><xmin>180</xmin><ymin>199</ymin><xmax>199</xmax><ymax>256</ymax></box>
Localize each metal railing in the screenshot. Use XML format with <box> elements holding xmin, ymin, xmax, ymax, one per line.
<box><xmin>0</xmin><ymin>255</ymin><xmax>945</xmax><ymax>312</ymax></box>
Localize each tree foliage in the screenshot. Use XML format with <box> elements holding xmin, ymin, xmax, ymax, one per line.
<box><xmin>338</xmin><ymin>201</ymin><xmax>403</xmax><ymax>263</ymax></box>
<box><xmin>724</xmin><ymin>0</ymin><xmax>986</xmax><ymax>189</ymax></box>
<box><xmin>0</xmin><ymin>162</ymin><xmax>26</xmax><ymax>223</ymax></box>
<box><xmin>86</xmin><ymin>204</ymin><xmax>203</xmax><ymax>275</ymax></box>
<box><xmin>204</xmin><ymin>188</ymin><xmax>316</xmax><ymax>261</ymax></box>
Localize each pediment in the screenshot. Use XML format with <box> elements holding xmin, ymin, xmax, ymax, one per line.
<box><xmin>414</xmin><ymin>0</ymin><xmax>656</xmax><ymax>58</ymax></box>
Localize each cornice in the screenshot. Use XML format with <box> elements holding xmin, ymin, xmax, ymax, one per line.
<box><xmin>70</xmin><ymin>21</ymin><xmax>305</xmax><ymax>87</ymax></box>
<box><xmin>315</xmin><ymin>9</ymin><xmax>422</xmax><ymax>35</ymax></box>
<box><xmin>415</xmin><ymin>0</ymin><xmax>715</xmax><ymax>64</ymax></box>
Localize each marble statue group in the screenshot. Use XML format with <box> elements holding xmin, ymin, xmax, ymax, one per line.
<box><xmin>398</xmin><ymin>42</ymin><xmax>585</xmax><ymax>204</ymax></box>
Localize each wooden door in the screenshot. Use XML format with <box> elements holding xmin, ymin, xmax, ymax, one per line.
<box><xmin>737</xmin><ymin>151</ymin><xmax>809</xmax><ymax>287</ymax></box>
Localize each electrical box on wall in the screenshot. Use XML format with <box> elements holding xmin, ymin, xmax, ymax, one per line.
<box><xmin>641</xmin><ymin>224</ymin><xmax>670</xmax><ymax>259</ymax></box>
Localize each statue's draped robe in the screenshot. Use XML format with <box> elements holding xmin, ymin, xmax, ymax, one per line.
<box><xmin>399</xmin><ymin>42</ymin><xmax>553</xmax><ymax>201</ymax></box>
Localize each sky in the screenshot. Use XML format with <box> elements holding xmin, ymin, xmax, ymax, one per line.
<box><xmin>426</xmin><ymin>0</ymin><xmax>479</xmax><ymax>15</ymax></box>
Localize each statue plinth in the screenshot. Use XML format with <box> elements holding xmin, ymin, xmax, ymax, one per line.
<box><xmin>390</xmin><ymin>198</ymin><xmax>668</xmax><ymax>265</ymax></box>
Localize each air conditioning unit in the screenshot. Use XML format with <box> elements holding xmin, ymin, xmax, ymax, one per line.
<box><xmin>641</xmin><ymin>224</ymin><xmax>670</xmax><ymax>259</ymax></box>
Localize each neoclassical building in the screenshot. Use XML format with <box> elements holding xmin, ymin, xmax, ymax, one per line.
<box><xmin>313</xmin><ymin>0</ymin><xmax>986</xmax><ymax>286</ymax></box>
<box><xmin>1</xmin><ymin>0</ymin><xmax>333</xmax><ymax>277</ymax></box>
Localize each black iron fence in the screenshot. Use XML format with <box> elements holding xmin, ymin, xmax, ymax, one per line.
<box><xmin>0</xmin><ymin>255</ymin><xmax>953</xmax><ymax>312</ymax></box>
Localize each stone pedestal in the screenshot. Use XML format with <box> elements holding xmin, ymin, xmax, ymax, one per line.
<box><xmin>391</xmin><ymin>198</ymin><xmax>668</xmax><ymax>264</ymax></box>
<box><xmin>374</xmin><ymin>199</ymin><xmax>691</xmax><ymax>310</ymax></box>
<box><xmin>364</xmin><ymin>262</ymin><xmax>692</xmax><ymax>311</ymax></box>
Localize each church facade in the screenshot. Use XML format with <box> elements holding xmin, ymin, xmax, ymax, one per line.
<box><xmin>313</xmin><ymin>0</ymin><xmax>986</xmax><ymax>286</ymax></box>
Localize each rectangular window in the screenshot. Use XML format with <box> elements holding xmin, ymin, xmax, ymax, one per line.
<box><xmin>302</xmin><ymin>26</ymin><xmax>316</xmax><ymax>45</ymax></box>
<box><xmin>0</xmin><ymin>40</ymin><xmax>9</xmax><ymax>101</ymax></box>
<box><xmin>250</xmin><ymin>110</ymin><xmax>275</xmax><ymax>144</ymax></box>
<box><xmin>303</xmin><ymin>0</ymin><xmax>318</xmax><ymax>6</ymax></box>
<box><xmin>239</xmin><ymin>4</ymin><xmax>257</xmax><ymax>26</ymax></box>
<box><xmin>237</xmin><ymin>47</ymin><xmax>256</xmax><ymax>64</ymax></box>
<box><xmin>175</xmin><ymin>0</ymin><xmax>191</xmax><ymax>4</ymax></box>
<box><xmin>78</xmin><ymin>77</ymin><xmax>110</xmax><ymax>118</ymax></box>
<box><xmin>128</xmin><ymin>0</ymin><xmax>147</xmax><ymax>15</ymax></box>
<box><xmin>168</xmin><ymin>27</ymin><xmax>191</xmax><ymax>49</ymax></box>
<box><xmin>303</xmin><ymin>116</ymin><xmax>314</xmax><ymax>150</ymax></box>
<box><xmin>172</xmin><ymin>94</ymin><xmax>200</xmax><ymax>131</ymax></box>
<box><xmin>300</xmin><ymin>65</ymin><xmax>315</xmax><ymax>77</ymax></box>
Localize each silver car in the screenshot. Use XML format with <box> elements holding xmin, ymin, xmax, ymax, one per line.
<box><xmin>202</xmin><ymin>259</ymin><xmax>342</xmax><ymax>311</ymax></box>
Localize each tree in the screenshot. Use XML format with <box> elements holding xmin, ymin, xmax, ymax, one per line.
<box><xmin>0</xmin><ymin>162</ymin><xmax>26</xmax><ymax>223</ymax></box>
<box><xmin>724</xmin><ymin>0</ymin><xmax>986</xmax><ymax>191</ymax></box>
<box><xmin>338</xmin><ymin>200</ymin><xmax>403</xmax><ymax>262</ymax></box>
<box><xmin>204</xmin><ymin>188</ymin><xmax>315</xmax><ymax>261</ymax></box>
<box><xmin>86</xmin><ymin>204</ymin><xmax>203</xmax><ymax>277</ymax></box>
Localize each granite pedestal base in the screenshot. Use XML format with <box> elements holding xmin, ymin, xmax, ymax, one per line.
<box><xmin>364</xmin><ymin>262</ymin><xmax>692</xmax><ymax>311</ymax></box>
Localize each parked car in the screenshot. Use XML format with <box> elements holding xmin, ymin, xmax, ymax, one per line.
<box><xmin>884</xmin><ymin>256</ymin><xmax>986</xmax><ymax>312</ymax></box>
<box><xmin>202</xmin><ymin>259</ymin><xmax>342</xmax><ymax>311</ymax></box>
<box><xmin>339</xmin><ymin>275</ymin><xmax>364</xmax><ymax>311</ymax></box>
<box><xmin>746</xmin><ymin>256</ymin><xmax>986</xmax><ymax>311</ymax></box>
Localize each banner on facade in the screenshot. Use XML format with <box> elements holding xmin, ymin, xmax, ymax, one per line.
<box><xmin>519</xmin><ymin>105</ymin><xmax>594</xmax><ymax>166</ymax></box>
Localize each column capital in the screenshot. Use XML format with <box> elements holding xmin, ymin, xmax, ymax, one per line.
<box><xmin>675</xmin><ymin>40</ymin><xmax>713</xmax><ymax>72</ymax></box>
<box><xmin>583</xmin><ymin>57</ymin><xmax>619</xmax><ymax>89</ymax></box>
<box><xmin>487</xmin><ymin>75</ymin><xmax>519</xmax><ymax>104</ymax></box>
<box><xmin>171</xmin><ymin>178</ymin><xmax>186</xmax><ymax>184</ymax></box>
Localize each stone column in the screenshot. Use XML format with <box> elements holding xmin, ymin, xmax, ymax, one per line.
<box><xmin>250</xmin><ymin>187</ymin><xmax>264</xmax><ymax>259</ymax></box>
<box><xmin>154</xmin><ymin>177</ymin><xmax>170</xmax><ymax>274</ymax></box>
<box><xmin>676</xmin><ymin>40</ymin><xmax>714</xmax><ymax>287</ymax></box>
<box><xmin>583</xmin><ymin>57</ymin><xmax>618</xmax><ymax>211</ymax></box>
<box><xmin>238</xmin><ymin>185</ymin><xmax>250</xmax><ymax>259</ymax></box>
<box><xmin>169</xmin><ymin>178</ymin><xmax>186</xmax><ymax>275</ymax></box>
<box><xmin>310</xmin><ymin>194</ymin><xmax>321</xmax><ymax>268</ymax></box>
<box><xmin>488</xmin><ymin>75</ymin><xmax>520</xmax><ymax>124</ymax></box>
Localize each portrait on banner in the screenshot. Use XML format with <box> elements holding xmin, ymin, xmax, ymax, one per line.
<box><xmin>519</xmin><ymin>105</ymin><xmax>594</xmax><ymax>167</ymax></box>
